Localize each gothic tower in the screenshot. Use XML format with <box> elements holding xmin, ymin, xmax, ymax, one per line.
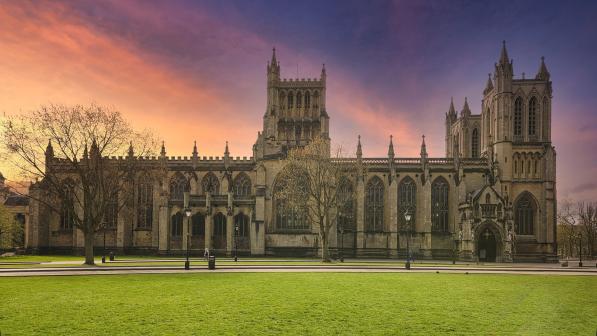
<box><xmin>255</xmin><ymin>49</ymin><xmax>329</xmax><ymax>159</ymax></box>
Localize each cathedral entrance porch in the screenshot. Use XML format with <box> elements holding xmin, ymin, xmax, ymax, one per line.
<box><xmin>478</xmin><ymin>228</ymin><xmax>497</xmax><ymax>262</ymax></box>
<box><xmin>474</xmin><ymin>221</ymin><xmax>504</xmax><ymax>262</ymax></box>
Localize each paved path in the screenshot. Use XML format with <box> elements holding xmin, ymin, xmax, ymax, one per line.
<box><xmin>1</xmin><ymin>264</ymin><xmax>595</xmax><ymax>277</ymax></box>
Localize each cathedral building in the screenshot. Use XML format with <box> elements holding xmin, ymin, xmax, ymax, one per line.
<box><xmin>25</xmin><ymin>43</ymin><xmax>557</xmax><ymax>262</ymax></box>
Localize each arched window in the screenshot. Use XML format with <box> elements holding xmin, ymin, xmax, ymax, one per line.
<box><xmin>514</xmin><ymin>97</ymin><xmax>523</xmax><ymax>138</ymax></box>
<box><xmin>313</xmin><ymin>91</ymin><xmax>319</xmax><ymax>108</ymax></box>
<box><xmin>398</xmin><ymin>177</ymin><xmax>416</xmax><ymax>231</ymax></box>
<box><xmin>337</xmin><ymin>178</ymin><xmax>355</xmax><ymax>231</ymax></box>
<box><xmin>169</xmin><ymin>173</ymin><xmax>189</xmax><ymax>200</ymax></box>
<box><xmin>288</xmin><ymin>93</ymin><xmax>294</xmax><ymax>108</ymax></box>
<box><xmin>192</xmin><ymin>213</ymin><xmax>205</xmax><ymax>236</ymax></box>
<box><xmin>201</xmin><ymin>172</ymin><xmax>220</xmax><ymax>195</ymax></box>
<box><xmin>233</xmin><ymin>173</ymin><xmax>251</xmax><ymax>197</ymax></box>
<box><xmin>471</xmin><ymin>128</ymin><xmax>479</xmax><ymax>158</ymax></box>
<box><xmin>543</xmin><ymin>97</ymin><xmax>549</xmax><ymax>139</ymax></box>
<box><xmin>274</xmin><ymin>172</ymin><xmax>308</xmax><ymax>231</ymax></box>
<box><xmin>485</xmin><ymin>193</ymin><xmax>491</xmax><ymax>204</ymax></box>
<box><xmin>305</xmin><ymin>91</ymin><xmax>311</xmax><ymax>108</ymax></box>
<box><xmin>137</xmin><ymin>177</ymin><xmax>153</xmax><ymax>228</ymax></box>
<box><xmin>60</xmin><ymin>181</ymin><xmax>75</xmax><ymax>230</ymax></box>
<box><xmin>431</xmin><ymin>177</ymin><xmax>449</xmax><ymax>232</ymax></box>
<box><xmin>171</xmin><ymin>212</ymin><xmax>183</xmax><ymax>237</ymax></box>
<box><xmin>528</xmin><ymin>97</ymin><xmax>537</xmax><ymax>137</ymax></box>
<box><xmin>515</xmin><ymin>193</ymin><xmax>535</xmax><ymax>235</ymax></box>
<box><xmin>213</xmin><ymin>212</ymin><xmax>227</xmax><ymax>249</ymax></box>
<box><xmin>104</xmin><ymin>194</ymin><xmax>118</xmax><ymax>229</ymax></box>
<box><xmin>366</xmin><ymin>176</ymin><xmax>384</xmax><ymax>232</ymax></box>
<box><xmin>296</xmin><ymin>92</ymin><xmax>302</xmax><ymax>108</ymax></box>
<box><xmin>234</xmin><ymin>213</ymin><xmax>250</xmax><ymax>237</ymax></box>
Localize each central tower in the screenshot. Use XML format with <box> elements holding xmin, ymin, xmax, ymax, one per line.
<box><xmin>254</xmin><ymin>48</ymin><xmax>329</xmax><ymax>159</ymax></box>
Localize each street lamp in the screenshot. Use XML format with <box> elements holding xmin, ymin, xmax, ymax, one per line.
<box><xmin>102</xmin><ymin>228</ymin><xmax>106</xmax><ymax>264</ymax></box>
<box><xmin>234</xmin><ymin>222</ymin><xmax>239</xmax><ymax>262</ymax></box>
<box><xmin>404</xmin><ymin>209</ymin><xmax>412</xmax><ymax>270</ymax></box>
<box><xmin>184</xmin><ymin>191</ymin><xmax>192</xmax><ymax>270</ymax></box>
<box><xmin>338</xmin><ymin>221</ymin><xmax>345</xmax><ymax>262</ymax></box>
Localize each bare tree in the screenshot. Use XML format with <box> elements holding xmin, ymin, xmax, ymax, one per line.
<box><xmin>557</xmin><ymin>199</ymin><xmax>578</xmax><ymax>259</ymax></box>
<box><xmin>0</xmin><ymin>204</ymin><xmax>23</xmax><ymax>250</ymax></box>
<box><xmin>1</xmin><ymin>104</ymin><xmax>157</xmax><ymax>264</ymax></box>
<box><xmin>577</xmin><ymin>202</ymin><xmax>597</xmax><ymax>258</ymax></box>
<box><xmin>276</xmin><ymin>136</ymin><xmax>357</xmax><ymax>262</ymax></box>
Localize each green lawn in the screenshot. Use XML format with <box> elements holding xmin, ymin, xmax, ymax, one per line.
<box><xmin>0</xmin><ymin>273</ymin><xmax>595</xmax><ymax>335</ymax></box>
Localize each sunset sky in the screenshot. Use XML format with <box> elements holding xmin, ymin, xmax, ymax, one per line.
<box><xmin>0</xmin><ymin>0</ymin><xmax>596</xmax><ymax>201</ymax></box>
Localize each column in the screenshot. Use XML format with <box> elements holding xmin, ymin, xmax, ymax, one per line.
<box><xmin>158</xmin><ymin>204</ymin><xmax>169</xmax><ymax>252</ymax></box>
<box><xmin>356</xmin><ymin>179</ymin><xmax>365</xmax><ymax>254</ymax></box>
<box><xmin>204</xmin><ymin>214</ymin><xmax>213</xmax><ymax>250</ymax></box>
<box><xmin>388</xmin><ymin>178</ymin><xmax>398</xmax><ymax>257</ymax></box>
<box><xmin>421</xmin><ymin>180</ymin><xmax>432</xmax><ymax>259</ymax></box>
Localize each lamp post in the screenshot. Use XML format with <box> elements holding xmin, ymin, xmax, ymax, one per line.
<box><xmin>404</xmin><ymin>209</ymin><xmax>412</xmax><ymax>270</ymax></box>
<box><xmin>183</xmin><ymin>191</ymin><xmax>191</xmax><ymax>270</ymax></box>
<box><xmin>234</xmin><ymin>222</ymin><xmax>239</xmax><ymax>262</ymax></box>
<box><xmin>338</xmin><ymin>221</ymin><xmax>345</xmax><ymax>262</ymax></box>
<box><xmin>102</xmin><ymin>228</ymin><xmax>106</xmax><ymax>264</ymax></box>
<box><xmin>578</xmin><ymin>233</ymin><xmax>583</xmax><ymax>267</ymax></box>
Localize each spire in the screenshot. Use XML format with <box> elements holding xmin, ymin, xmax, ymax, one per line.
<box><xmin>45</xmin><ymin>140</ymin><xmax>54</xmax><ymax>158</ymax></box>
<box><xmin>90</xmin><ymin>138</ymin><xmax>100</xmax><ymax>158</ymax></box>
<box><xmin>484</xmin><ymin>73</ymin><xmax>494</xmax><ymax>94</ymax></box>
<box><xmin>271</xmin><ymin>47</ymin><xmax>277</xmax><ymax>65</ymax></box>
<box><xmin>83</xmin><ymin>143</ymin><xmax>88</xmax><ymax>160</ymax></box>
<box><xmin>420</xmin><ymin>135</ymin><xmax>427</xmax><ymax>158</ymax></box>
<box><xmin>499</xmin><ymin>40</ymin><xmax>509</xmax><ymax>65</ymax></box>
<box><xmin>356</xmin><ymin>135</ymin><xmax>362</xmax><ymax>159</ymax></box>
<box><xmin>127</xmin><ymin>141</ymin><xmax>134</xmax><ymax>158</ymax></box>
<box><xmin>192</xmin><ymin>140</ymin><xmax>198</xmax><ymax>157</ymax></box>
<box><xmin>460</xmin><ymin>97</ymin><xmax>471</xmax><ymax>117</ymax></box>
<box><xmin>224</xmin><ymin>141</ymin><xmax>230</xmax><ymax>157</ymax></box>
<box><xmin>160</xmin><ymin>141</ymin><xmax>166</xmax><ymax>157</ymax></box>
<box><xmin>448</xmin><ymin>97</ymin><xmax>456</xmax><ymax>115</ymax></box>
<box><xmin>535</xmin><ymin>56</ymin><xmax>550</xmax><ymax>81</ymax></box>
<box><xmin>321</xmin><ymin>63</ymin><xmax>326</xmax><ymax>81</ymax></box>
<box><xmin>387</xmin><ymin>135</ymin><xmax>395</xmax><ymax>159</ymax></box>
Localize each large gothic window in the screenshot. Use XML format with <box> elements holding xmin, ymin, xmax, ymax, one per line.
<box><xmin>398</xmin><ymin>177</ymin><xmax>416</xmax><ymax>231</ymax></box>
<box><xmin>515</xmin><ymin>193</ymin><xmax>535</xmax><ymax>235</ymax></box>
<box><xmin>514</xmin><ymin>97</ymin><xmax>523</xmax><ymax>138</ymax></box>
<box><xmin>104</xmin><ymin>194</ymin><xmax>118</xmax><ymax>229</ymax></box>
<box><xmin>202</xmin><ymin>172</ymin><xmax>220</xmax><ymax>195</ymax></box>
<box><xmin>528</xmin><ymin>97</ymin><xmax>537</xmax><ymax>137</ymax></box>
<box><xmin>60</xmin><ymin>182</ymin><xmax>75</xmax><ymax>230</ymax></box>
<box><xmin>169</xmin><ymin>173</ymin><xmax>190</xmax><ymax>200</ymax></box>
<box><xmin>171</xmin><ymin>212</ymin><xmax>183</xmax><ymax>237</ymax></box>
<box><xmin>233</xmin><ymin>173</ymin><xmax>251</xmax><ymax>197</ymax></box>
<box><xmin>366</xmin><ymin>176</ymin><xmax>384</xmax><ymax>232</ymax></box>
<box><xmin>337</xmin><ymin>178</ymin><xmax>355</xmax><ymax>231</ymax></box>
<box><xmin>471</xmin><ymin>128</ymin><xmax>480</xmax><ymax>158</ymax></box>
<box><xmin>274</xmin><ymin>174</ymin><xmax>308</xmax><ymax>232</ymax></box>
<box><xmin>192</xmin><ymin>213</ymin><xmax>205</xmax><ymax>236</ymax></box>
<box><xmin>431</xmin><ymin>177</ymin><xmax>449</xmax><ymax>232</ymax></box>
<box><xmin>213</xmin><ymin>212</ymin><xmax>227</xmax><ymax>249</ymax></box>
<box><xmin>137</xmin><ymin>177</ymin><xmax>153</xmax><ymax>229</ymax></box>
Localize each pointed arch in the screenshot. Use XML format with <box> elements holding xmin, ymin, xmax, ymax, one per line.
<box><xmin>528</xmin><ymin>96</ymin><xmax>537</xmax><ymax>137</ymax></box>
<box><xmin>366</xmin><ymin>176</ymin><xmax>384</xmax><ymax>232</ymax></box>
<box><xmin>170</xmin><ymin>212</ymin><xmax>183</xmax><ymax>237</ymax></box>
<box><xmin>514</xmin><ymin>192</ymin><xmax>537</xmax><ymax>235</ymax></box>
<box><xmin>398</xmin><ymin>176</ymin><xmax>416</xmax><ymax>231</ymax></box>
<box><xmin>137</xmin><ymin>174</ymin><xmax>153</xmax><ymax>229</ymax></box>
<box><xmin>201</xmin><ymin>172</ymin><xmax>220</xmax><ymax>195</ymax></box>
<box><xmin>431</xmin><ymin>176</ymin><xmax>449</xmax><ymax>232</ymax></box>
<box><xmin>233</xmin><ymin>172</ymin><xmax>252</xmax><ymax>197</ymax></box>
<box><xmin>169</xmin><ymin>172</ymin><xmax>190</xmax><ymax>200</ymax></box>
<box><xmin>514</xmin><ymin>97</ymin><xmax>523</xmax><ymax>138</ymax></box>
<box><xmin>337</xmin><ymin>177</ymin><xmax>355</xmax><ymax>231</ymax></box>
<box><xmin>471</xmin><ymin>128</ymin><xmax>480</xmax><ymax>158</ymax></box>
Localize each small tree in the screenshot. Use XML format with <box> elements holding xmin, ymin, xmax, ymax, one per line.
<box><xmin>557</xmin><ymin>200</ymin><xmax>578</xmax><ymax>259</ymax></box>
<box><xmin>0</xmin><ymin>204</ymin><xmax>23</xmax><ymax>250</ymax></box>
<box><xmin>578</xmin><ymin>202</ymin><xmax>597</xmax><ymax>258</ymax></box>
<box><xmin>2</xmin><ymin>104</ymin><xmax>157</xmax><ymax>265</ymax></box>
<box><xmin>276</xmin><ymin>136</ymin><xmax>357</xmax><ymax>262</ymax></box>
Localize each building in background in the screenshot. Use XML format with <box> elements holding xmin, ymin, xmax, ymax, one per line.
<box><xmin>26</xmin><ymin>43</ymin><xmax>557</xmax><ymax>262</ymax></box>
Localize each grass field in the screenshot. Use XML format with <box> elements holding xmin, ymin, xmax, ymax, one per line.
<box><xmin>1</xmin><ymin>273</ymin><xmax>595</xmax><ymax>335</ymax></box>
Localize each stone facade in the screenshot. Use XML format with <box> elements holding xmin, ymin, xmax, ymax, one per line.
<box><xmin>26</xmin><ymin>43</ymin><xmax>558</xmax><ymax>262</ymax></box>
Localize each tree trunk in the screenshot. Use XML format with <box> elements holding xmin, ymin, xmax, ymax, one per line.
<box><xmin>321</xmin><ymin>231</ymin><xmax>331</xmax><ymax>262</ymax></box>
<box><xmin>84</xmin><ymin>230</ymin><xmax>95</xmax><ymax>265</ymax></box>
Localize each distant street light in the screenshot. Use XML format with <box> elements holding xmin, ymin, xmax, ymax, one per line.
<box><xmin>404</xmin><ymin>209</ymin><xmax>413</xmax><ymax>270</ymax></box>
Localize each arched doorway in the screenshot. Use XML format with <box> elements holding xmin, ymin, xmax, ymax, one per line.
<box><xmin>478</xmin><ymin>228</ymin><xmax>497</xmax><ymax>262</ymax></box>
